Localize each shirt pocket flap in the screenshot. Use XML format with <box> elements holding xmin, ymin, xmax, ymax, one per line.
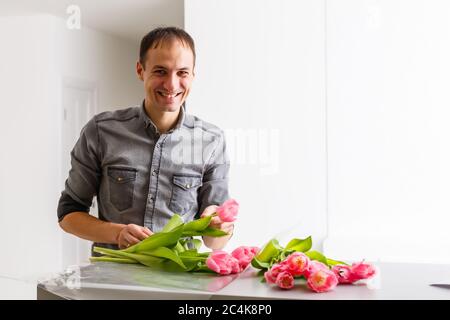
<box><xmin>107</xmin><ymin>167</ymin><xmax>137</xmax><ymax>184</ymax></box>
<box><xmin>173</xmin><ymin>175</ymin><xmax>202</xmax><ymax>190</ymax></box>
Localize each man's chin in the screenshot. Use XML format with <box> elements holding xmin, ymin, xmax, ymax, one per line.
<box><xmin>162</xmin><ymin>104</ymin><xmax>183</xmax><ymax>112</ymax></box>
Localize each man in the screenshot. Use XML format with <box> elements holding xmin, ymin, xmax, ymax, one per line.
<box><xmin>58</xmin><ymin>27</ymin><xmax>233</xmax><ymax>252</ymax></box>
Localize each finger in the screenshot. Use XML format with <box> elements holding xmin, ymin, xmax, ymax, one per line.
<box><xmin>220</xmin><ymin>222</ymin><xmax>234</xmax><ymax>229</ymax></box>
<box><xmin>133</xmin><ymin>229</ymin><xmax>150</xmax><ymax>241</ymax></box>
<box><xmin>128</xmin><ymin>225</ymin><xmax>150</xmax><ymax>241</ymax></box>
<box><xmin>210</xmin><ymin>216</ymin><xmax>222</xmax><ymax>225</ymax></box>
<box><xmin>143</xmin><ymin>227</ymin><xmax>153</xmax><ymax>236</ymax></box>
<box><xmin>124</xmin><ymin>234</ymin><xmax>140</xmax><ymax>245</ymax></box>
<box><xmin>201</xmin><ymin>205</ymin><xmax>218</xmax><ymax>217</ymax></box>
<box><xmin>222</xmin><ymin>225</ymin><xmax>234</xmax><ymax>233</ymax></box>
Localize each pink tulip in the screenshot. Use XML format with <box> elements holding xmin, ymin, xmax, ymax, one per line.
<box><xmin>216</xmin><ymin>199</ymin><xmax>239</xmax><ymax>222</ymax></box>
<box><xmin>229</xmin><ymin>256</ymin><xmax>241</xmax><ymax>274</ymax></box>
<box><xmin>276</xmin><ymin>271</ymin><xmax>295</xmax><ymax>289</ymax></box>
<box><xmin>206</xmin><ymin>251</ymin><xmax>237</xmax><ymax>275</ymax></box>
<box><xmin>231</xmin><ymin>246</ymin><xmax>260</xmax><ymax>270</ymax></box>
<box><xmin>332</xmin><ymin>265</ymin><xmax>358</xmax><ymax>284</ymax></box>
<box><xmin>307</xmin><ymin>269</ymin><xmax>339</xmax><ymax>293</ymax></box>
<box><xmin>264</xmin><ymin>262</ymin><xmax>288</xmax><ymax>284</ymax></box>
<box><xmin>285</xmin><ymin>252</ymin><xmax>310</xmax><ymax>276</ymax></box>
<box><xmin>350</xmin><ymin>261</ymin><xmax>376</xmax><ymax>280</ymax></box>
<box><xmin>303</xmin><ymin>260</ymin><xmax>329</xmax><ymax>278</ymax></box>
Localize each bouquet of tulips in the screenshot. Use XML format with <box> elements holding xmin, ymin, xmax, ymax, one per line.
<box><xmin>251</xmin><ymin>237</ymin><xmax>377</xmax><ymax>293</ymax></box>
<box><xmin>91</xmin><ymin>199</ymin><xmax>259</xmax><ymax>275</ymax></box>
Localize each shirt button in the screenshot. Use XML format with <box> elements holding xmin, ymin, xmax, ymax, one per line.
<box><xmin>152</xmin><ymin>170</ymin><xmax>157</xmax><ymax>176</ymax></box>
<box><xmin>186</xmin><ymin>184</ymin><xmax>191</xmax><ymax>189</ymax></box>
<box><xmin>156</xmin><ymin>143</ymin><xmax>160</xmax><ymax>149</ymax></box>
<box><xmin>117</xmin><ymin>177</ymin><xmax>123</xmax><ymax>182</ymax></box>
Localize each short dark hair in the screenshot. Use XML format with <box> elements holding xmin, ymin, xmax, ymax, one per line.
<box><xmin>139</xmin><ymin>26</ymin><xmax>196</xmax><ymax>68</ymax></box>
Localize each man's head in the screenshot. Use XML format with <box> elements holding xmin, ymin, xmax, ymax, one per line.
<box><xmin>136</xmin><ymin>27</ymin><xmax>196</xmax><ymax>113</ymax></box>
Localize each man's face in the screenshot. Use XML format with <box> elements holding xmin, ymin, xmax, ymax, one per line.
<box><xmin>137</xmin><ymin>40</ymin><xmax>195</xmax><ymax>113</ymax></box>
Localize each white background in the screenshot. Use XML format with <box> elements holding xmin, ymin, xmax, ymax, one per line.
<box><xmin>186</xmin><ymin>0</ymin><xmax>450</xmax><ymax>264</ymax></box>
<box><xmin>1</xmin><ymin>0</ymin><xmax>450</xmax><ymax>299</ymax></box>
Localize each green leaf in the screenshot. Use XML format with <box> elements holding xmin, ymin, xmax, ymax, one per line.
<box><xmin>93</xmin><ymin>247</ymin><xmax>165</xmax><ymax>268</ymax></box>
<box><xmin>305</xmin><ymin>250</ymin><xmax>328</xmax><ymax>265</ymax></box>
<box><xmin>179</xmin><ymin>250</ymin><xmax>210</xmax><ymax>258</ymax></box>
<box><xmin>190</xmin><ymin>239</ymin><xmax>203</xmax><ymax>251</ymax></box>
<box><xmin>124</xmin><ymin>225</ymin><xmax>184</xmax><ymax>253</ymax></box>
<box><xmin>326</xmin><ymin>258</ymin><xmax>349</xmax><ymax>266</ymax></box>
<box><xmin>141</xmin><ymin>246</ymin><xmax>187</xmax><ymax>269</ymax></box>
<box><xmin>254</xmin><ymin>239</ymin><xmax>281</xmax><ymax>263</ymax></box>
<box><xmin>192</xmin><ymin>264</ymin><xmax>216</xmax><ymax>273</ymax></box>
<box><xmin>183</xmin><ymin>216</ymin><xmax>212</xmax><ymax>232</ymax></box>
<box><xmin>285</xmin><ymin>236</ymin><xmax>312</xmax><ymax>252</ymax></box>
<box><xmin>178</xmin><ymin>238</ymin><xmax>202</xmax><ymax>251</ymax></box>
<box><xmin>172</xmin><ymin>241</ymin><xmax>186</xmax><ymax>254</ymax></box>
<box><xmin>160</xmin><ymin>258</ymin><xmax>200</xmax><ymax>272</ymax></box>
<box><xmin>251</xmin><ymin>256</ymin><xmax>271</xmax><ymax>269</ymax></box>
<box><xmin>161</xmin><ymin>214</ymin><xmax>184</xmax><ymax>233</ymax></box>
<box><xmin>90</xmin><ymin>256</ymin><xmax>138</xmax><ymax>264</ymax></box>
<box><xmin>182</xmin><ymin>227</ymin><xmax>229</xmax><ymax>237</ymax></box>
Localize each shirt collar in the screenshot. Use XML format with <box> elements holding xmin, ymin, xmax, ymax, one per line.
<box><xmin>139</xmin><ymin>100</ymin><xmax>186</xmax><ymax>135</ymax></box>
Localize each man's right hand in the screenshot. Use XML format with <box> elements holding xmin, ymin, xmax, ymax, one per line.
<box><xmin>117</xmin><ymin>224</ymin><xmax>153</xmax><ymax>249</ymax></box>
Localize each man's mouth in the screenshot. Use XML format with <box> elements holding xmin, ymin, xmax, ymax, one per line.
<box><xmin>157</xmin><ymin>90</ymin><xmax>183</xmax><ymax>98</ymax></box>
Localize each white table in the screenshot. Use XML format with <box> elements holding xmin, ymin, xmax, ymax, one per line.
<box><xmin>37</xmin><ymin>261</ymin><xmax>450</xmax><ymax>300</ymax></box>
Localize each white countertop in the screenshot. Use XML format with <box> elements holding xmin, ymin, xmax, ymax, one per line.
<box><xmin>37</xmin><ymin>261</ymin><xmax>450</xmax><ymax>300</ymax></box>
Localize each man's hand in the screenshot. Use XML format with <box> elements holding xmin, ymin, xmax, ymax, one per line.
<box><xmin>201</xmin><ymin>205</ymin><xmax>234</xmax><ymax>250</ymax></box>
<box><xmin>117</xmin><ymin>224</ymin><xmax>153</xmax><ymax>249</ymax></box>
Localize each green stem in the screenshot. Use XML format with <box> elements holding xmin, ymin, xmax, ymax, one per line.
<box><xmin>90</xmin><ymin>256</ymin><xmax>137</xmax><ymax>264</ymax></box>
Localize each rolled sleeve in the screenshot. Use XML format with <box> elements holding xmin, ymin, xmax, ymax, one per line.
<box><xmin>57</xmin><ymin>117</ymin><xmax>102</xmax><ymax>222</ymax></box>
<box><xmin>197</xmin><ymin>131</ymin><xmax>230</xmax><ymax>217</ymax></box>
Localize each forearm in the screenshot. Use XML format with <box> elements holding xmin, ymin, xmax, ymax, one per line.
<box><xmin>59</xmin><ymin>211</ymin><xmax>125</xmax><ymax>244</ymax></box>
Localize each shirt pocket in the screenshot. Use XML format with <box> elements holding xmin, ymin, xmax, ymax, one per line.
<box><xmin>107</xmin><ymin>166</ymin><xmax>137</xmax><ymax>212</ymax></box>
<box><xmin>169</xmin><ymin>174</ymin><xmax>203</xmax><ymax>216</ymax></box>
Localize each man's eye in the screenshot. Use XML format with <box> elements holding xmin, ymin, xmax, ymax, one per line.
<box><xmin>154</xmin><ymin>70</ymin><xmax>166</xmax><ymax>75</ymax></box>
<box><xmin>179</xmin><ymin>71</ymin><xmax>189</xmax><ymax>77</ymax></box>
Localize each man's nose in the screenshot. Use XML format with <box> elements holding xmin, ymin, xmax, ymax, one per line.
<box><xmin>164</xmin><ymin>73</ymin><xmax>178</xmax><ymax>92</ymax></box>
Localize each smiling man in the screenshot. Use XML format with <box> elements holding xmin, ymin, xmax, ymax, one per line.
<box><xmin>57</xmin><ymin>27</ymin><xmax>233</xmax><ymax>253</ymax></box>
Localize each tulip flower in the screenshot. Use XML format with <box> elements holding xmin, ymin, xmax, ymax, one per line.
<box><xmin>264</xmin><ymin>262</ymin><xmax>288</xmax><ymax>284</ymax></box>
<box><xmin>332</xmin><ymin>265</ymin><xmax>358</xmax><ymax>284</ymax></box>
<box><xmin>206</xmin><ymin>250</ymin><xmax>241</xmax><ymax>275</ymax></box>
<box><xmin>303</xmin><ymin>260</ymin><xmax>329</xmax><ymax>278</ymax></box>
<box><xmin>276</xmin><ymin>271</ymin><xmax>295</xmax><ymax>289</ymax></box>
<box><xmin>216</xmin><ymin>199</ymin><xmax>239</xmax><ymax>222</ymax></box>
<box><xmin>307</xmin><ymin>269</ymin><xmax>339</xmax><ymax>293</ymax></box>
<box><xmin>350</xmin><ymin>260</ymin><xmax>376</xmax><ymax>280</ymax></box>
<box><xmin>285</xmin><ymin>252</ymin><xmax>310</xmax><ymax>276</ymax></box>
<box><xmin>231</xmin><ymin>246</ymin><xmax>260</xmax><ymax>270</ymax></box>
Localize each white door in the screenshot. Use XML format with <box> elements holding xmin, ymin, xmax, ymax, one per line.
<box><xmin>61</xmin><ymin>79</ymin><xmax>98</xmax><ymax>268</ymax></box>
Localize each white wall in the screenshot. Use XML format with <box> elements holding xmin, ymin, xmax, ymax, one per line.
<box><xmin>186</xmin><ymin>0</ymin><xmax>450</xmax><ymax>264</ymax></box>
<box><xmin>58</xmin><ymin>19</ymin><xmax>143</xmax><ymax>112</ymax></box>
<box><xmin>0</xmin><ymin>15</ymin><xmax>61</xmax><ymax>288</ymax></box>
<box><xmin>185</xmin><ymin>0</ymin><xmax>328</xmax><ymax>251</ymax></box>
<box><xmin>0</xmin><ymin>13</ymin><xmax>143</xmax><ymax>298</ymax></box>
<box><xmin>324</xmin><ymin>0</ymin><xmax>450</xmax><ymax>264</ymax></box>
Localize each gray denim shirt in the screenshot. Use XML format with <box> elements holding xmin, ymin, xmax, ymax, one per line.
<box><xmin>58</xmin><ymin>102</ymin><xmax>229</xmax><ymax>249</ymax></box>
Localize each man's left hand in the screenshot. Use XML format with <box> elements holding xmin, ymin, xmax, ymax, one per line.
<box><xmin>201</xmin><ymin>205</ymin><xmax>234</xmax><ymax>235</ymax></box>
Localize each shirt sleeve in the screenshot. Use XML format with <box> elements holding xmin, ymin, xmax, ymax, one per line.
<box><xmin>57</xmin><ymin>117</ymin><xmax>102</xmax><ymax>222</ymax></box>
<box><xmin>57</xmin><ymin>192</ymin><xmax>90</xmax><ymax>222</ymax></box>
<box><xmin>197</xmin><ymin>130</ymin><xmax>230</xmax><ymax>217</ymax></box>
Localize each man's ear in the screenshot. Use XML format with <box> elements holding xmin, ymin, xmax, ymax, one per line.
<box><xmin>136</xmin><ymin>61</ymin><xmax>144</xmax><ymax>81</ymax></box>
